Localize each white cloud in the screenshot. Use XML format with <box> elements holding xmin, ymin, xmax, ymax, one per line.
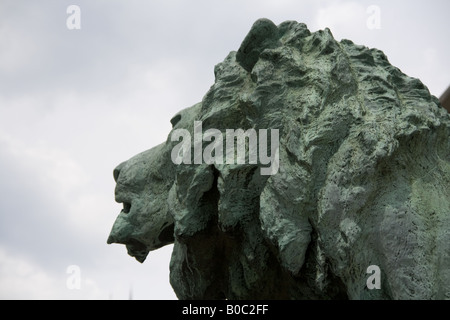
<box><xmin>102</xmin><ymin>244</ymin><xmax>177</xmax><ymax>300</ymax></box>
<box><xmin>0</xmin><ymin>246</ymin><xmax>105</xmax><ymax>299</ymax></box>
<box><xmin>314</xmin><ymin>1</ymin><xmax>366</xmax><ymax>35</ymax></box>
<box><xmin>0</xmin><ymin>89</ymin><xmax>177</xmax><ymax>299</ymax></box>
<box><xmin>0</xmin><ymin>132</ymin><xmax>89</xmax><ymax>201</ymax></box>
<box><xmin>0</xmin><ymin>0</ymin><xmax>448</xmax><ymax>300</ymax></box>
<box><xmin>418</xmin><ymin>47</ymin><xmax>449</xmax><ymax>97</ymax></box>
<box><xmin>0</xmin><ymin>26</ymin><xmax>37</xmax><ymax>74</ymax></box>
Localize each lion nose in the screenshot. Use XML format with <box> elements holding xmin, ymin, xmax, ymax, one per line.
<box><xmin>107</xmin><ymin>211</ymin><xmax>128</xmax><ymax>244</ymax></box>
<box><xmin>113</xmin><ymin>161</ymin><xmax>127</xmax><ymax>182</ymax></box>
<box><xmin>106</xmin><ymin>234</ymin><xmax>116</xmax><ymax>244</ymax></box>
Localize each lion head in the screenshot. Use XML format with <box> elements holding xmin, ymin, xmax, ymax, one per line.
<box><xmin>107</xmin><ymin>103</ymin><xmax>201</xmax><ymax>262</ymax></box>
<box><xmin>107</xmin><ymin>143</ymin><xmax>174</xmax><ymax>262</ymax></box>
<box><xmin>108</xmin><ymin>19</ymin><xmax>450</xmax><ymax>299</ymax></box>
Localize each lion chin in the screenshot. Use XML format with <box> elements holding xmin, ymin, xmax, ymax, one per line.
<box><xmin>125</xmin><ymin>240</ymin><xmax>149</xmax><ymax>263</ymax></box>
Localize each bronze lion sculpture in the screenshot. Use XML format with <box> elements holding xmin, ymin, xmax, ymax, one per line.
<box><xmin>108</xmin><ymin>19</ymin><xmax>450</xmax><ymax>299</ymax></box>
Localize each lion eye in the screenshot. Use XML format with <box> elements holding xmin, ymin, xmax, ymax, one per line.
<box><xmin>122</xmin><ymin>202</ymin><xmax>131</xmax><ymax>214</ymax></box>
<box><xmin>170</xmin><ymin>114</ymin><xmax>181</xmax><ymax>127</ymax></box>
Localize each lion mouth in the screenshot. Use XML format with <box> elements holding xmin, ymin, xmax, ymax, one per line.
<box><xmin>107</xmin><ymin>232</ymin><xmax>150</xmax><ymax>263</ymax></box>
<box><xmin>108</xmin><ymin>200</ymin><xmax>151</xmax><ymax>263</ymax></box>
<box><xmin>122</xmin><ymin>201</ymin><xmax>131</xmax><ymax>214</ymax></box>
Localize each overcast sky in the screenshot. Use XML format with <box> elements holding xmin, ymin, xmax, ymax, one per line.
<box><xmin>0</xmin><ymin>0</ymin><xmax>448</xmax><ymax>300</ymax></box>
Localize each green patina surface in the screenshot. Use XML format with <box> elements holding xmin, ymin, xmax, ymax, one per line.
<box><xmin>108</xmin><ymin>19</ymin><xmax>450</xmax><ymax>299</ymax></box>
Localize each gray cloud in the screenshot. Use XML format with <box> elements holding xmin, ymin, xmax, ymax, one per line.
<box><xmin>0</xmin><ymin>0</ymin><xmax>448</xmax><ymax>299</ymax></box>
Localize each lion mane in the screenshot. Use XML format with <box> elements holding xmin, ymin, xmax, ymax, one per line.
<box><xmin>109</xmin><ymin>19</ymin><xmax>450</xmax><ymax>300</ymax></box>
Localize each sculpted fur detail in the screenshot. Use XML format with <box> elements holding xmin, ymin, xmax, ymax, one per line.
<box><xmin>108</xmin><ymin>19</ymin><xmax>450</xmax><ymax>299</ymax></box>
